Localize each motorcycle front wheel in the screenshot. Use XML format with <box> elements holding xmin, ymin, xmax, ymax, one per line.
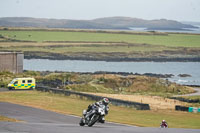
<box><xmin>88</xmin><ymin>114</ymin><xmax>99</xmax><ymax>127</ymax></box>
<box><xmin>79</xmin><ymin>118</ymin><xmax>85</xmax><ymax>126</ymax></box>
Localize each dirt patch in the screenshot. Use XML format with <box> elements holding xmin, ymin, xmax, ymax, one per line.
<box><xmin>86</xmin><ymin>93</ymin><xmax>189</xmax><ymax>110</ymax></box>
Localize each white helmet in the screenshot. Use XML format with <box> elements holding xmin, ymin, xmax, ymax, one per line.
<box><xmin>102</xmin><ymin>98</ymin><xmax>110</xmax><ymax>105</ymax></box>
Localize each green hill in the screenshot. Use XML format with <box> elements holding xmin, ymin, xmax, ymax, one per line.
<box><xmin>0</xmin><ymin>16</ymin><xmax>197</xmax><ymax>30</ymax></box>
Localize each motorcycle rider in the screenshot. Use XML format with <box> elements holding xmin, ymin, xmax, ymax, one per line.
<box><xmin>160</xmin><ymin>120</ymin><xmax>168</xmax><ymax>128</ymax></box>
<box><xmin>84</xmin><ymin>98</ymin><xmax>110</xmax><ymax>123</ymax></box>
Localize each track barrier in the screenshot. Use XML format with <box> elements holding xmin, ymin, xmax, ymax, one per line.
<box><xmin>170</xmin><ymin>97</ymin><xmax>200</xmax><ymax>103</ymax></box>
<box><xmin>175</xmin><ymin>105</ymin><xmax>200</xmax><ymax>113</ymax></box>
<box><xmin>36</xmin><ymin>85</ymin><xmax>150</xmax><ymax>110</ymax></box>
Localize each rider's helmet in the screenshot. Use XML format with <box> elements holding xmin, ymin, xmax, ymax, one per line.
<box><xmin>162</xmin><ymin>120</ymin><xmax>165</xmax><ymax>123</ymax></box>
<box><xmin>102</xmin><ymin>98</ymin><xmax>110</xmax><ymax>105</ymax></box>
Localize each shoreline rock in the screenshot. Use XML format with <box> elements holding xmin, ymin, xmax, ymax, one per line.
<box><xmin>178</xmin><ymin>74</ymin><xmax>192</xmax><ymax>77</ymax></box>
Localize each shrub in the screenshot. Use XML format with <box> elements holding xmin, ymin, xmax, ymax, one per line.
<box><xmin>3</xmin><ymin>27</ymin><xmax>8</xmax><ymax>30</ymax></box>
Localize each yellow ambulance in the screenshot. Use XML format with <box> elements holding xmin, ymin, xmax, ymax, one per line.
<box><xmin>8</xmin><ymin>78</ymin><xmax>36</xmax><ymax>90</ymax></box>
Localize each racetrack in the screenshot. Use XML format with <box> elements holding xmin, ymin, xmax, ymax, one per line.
<box><xmin>0</xmin><ymin>102</ymin><xmax>199</xmax><ymax>133</ymax></box>
<box><xmin>175</xmin><ymin>88</ymin><xmax>200</xmax><ymax>97</ymax></box>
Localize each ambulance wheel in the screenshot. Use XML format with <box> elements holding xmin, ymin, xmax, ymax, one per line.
<box><xmin>8</xmin><ymin>87</ymin><xmax>14</xmax><ymax>90</ymax></box>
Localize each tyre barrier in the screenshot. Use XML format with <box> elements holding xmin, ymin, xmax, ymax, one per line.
<box><xmin>170</xmin><ymin>97</ymin><xmax>200</xmax><ymax>103</ymax></box>
<box><xmin>175</xmin><ymin>105</ymin><xmax>200</xmax><ymax>113</ymax></box>
<box><xmin>175</xmin><ymin>105</ymin><xmax>189</xmax><ymax>112</ymax></box>
<box><xmin>188</xmin><ymin>107</ymin><xmax>200</xmax><ymax>113</ymax></box>
<box><xmin>36</xmin><ymin>86</ymin><xmax>150</xmax><ymax>110</ymax></box>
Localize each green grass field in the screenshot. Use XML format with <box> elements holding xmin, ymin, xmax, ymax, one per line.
<box><xmin>0</xmin><ymin>90</ymin><xmax>200</xmax><ymax>128</ymax></box>
<box><xmin>184</xmin><ymin>96</ymin><xmax>200</xmax><ymax>100</ymax></box>
<box><xmin>0</xmin><ymin>29</ymin><xmax>200</xmax><ymax>61</ymax></box>
<box><xmin>0</xmin><ymin>30</ymin><xmax>200</xmax><ymax>47</ymax></box>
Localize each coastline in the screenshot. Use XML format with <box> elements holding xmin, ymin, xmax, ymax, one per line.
<box><xmin>27</xmin><ymin>70</ymin><xmax>200</xmax><ymax>87</ymax></box>
<box><xmin>24</xmin><ymin>53</ymin><xmax>200</xmax><ymax>62</ymax></box>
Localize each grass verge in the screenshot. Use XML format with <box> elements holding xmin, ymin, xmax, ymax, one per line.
<box><xmin>0</xmin><ymin>90</ymin><xmax>200</xmax><ymax>129</ymax></box>
<box><xmin>0</xmin><ymin>115</ymin><xmax>20</xmax><ymax>122</ymax></box>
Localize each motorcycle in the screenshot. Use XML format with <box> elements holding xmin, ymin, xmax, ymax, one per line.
<box><xmin>160</xmin><ymin>123</ymin><xmax>168</xmax><ymax>128</ymax></box>
<box><xmin>79</xmin><ymin>104</ymin><xmax>106</xmax><ymax>127</ymax></box>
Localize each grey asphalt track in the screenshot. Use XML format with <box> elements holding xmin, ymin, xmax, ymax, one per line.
<box><xmin>175</xmin><ymin>88</ymin><xmax>200</xmax><ymax>97</ymax></box>
<box><xmin>0</xmin><ymin>102</ymin><xmax>199</xmax><ymax>133</ymax></box>
<box><xmin>0</xmin><ymin>88</ymin><xmax>9</xmax><ymax>92</ymax></box>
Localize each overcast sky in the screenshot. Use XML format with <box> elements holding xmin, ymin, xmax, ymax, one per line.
<box><xmin>0</xmin><ymin>0</ymin><xmax>200</xmax><ymax>22</ymax></box>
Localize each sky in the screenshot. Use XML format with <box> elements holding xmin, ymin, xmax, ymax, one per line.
<box><xmin>0</xmin><ymin>0</ymin><xmax>200</xmax><ymax>22</ymax></box>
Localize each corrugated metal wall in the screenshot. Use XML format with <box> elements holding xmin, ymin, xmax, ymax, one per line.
<box><xmin>0</xmin><ymin>52</ymin><xmax>24</xmax><ymax>73</ymax></box>
<box><xmin>16</xmin><ymin>53</ymin><xmax>24</xmax><ymax>73</ymax></box>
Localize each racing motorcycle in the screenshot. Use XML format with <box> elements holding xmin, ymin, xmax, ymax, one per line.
<box><xmin>79</xmin><ymin>104</ymin><xmax>106</xmax><ymax>127</ymax></box>
<box><xmin>160</xmin><ymin>123</ymin><xmax>168</xmax><ymax>128</ymax></box>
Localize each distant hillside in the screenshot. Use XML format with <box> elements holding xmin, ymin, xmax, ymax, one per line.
<box><xmin>0</xmin><ymin>16</ymin><xmax>197</xmax><ymax>30</ymax></box>
<box><xmin>181</xmin><ymin>21</ymin><xmax>200</xmax><ymax>27</ymax></box>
